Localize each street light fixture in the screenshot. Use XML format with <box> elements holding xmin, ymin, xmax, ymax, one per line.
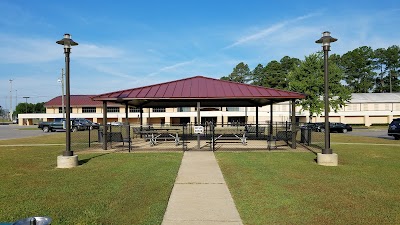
<box><xmin>57</xmin><ymin>34</ymin><xmax>78</xmax><ymax>157</ymax></box>
<box><xmin>316</xmin><ymin>31</ymin><xmax>337</xmax><ymax>155</ymax></box>
<box><xmin>23</xmin><ymin>97</ymin><xmax>29</xmax><ymax>113</ymax></box>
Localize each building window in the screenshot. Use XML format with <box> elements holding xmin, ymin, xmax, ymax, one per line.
<box><xmin>58</xmin><ymin>107</ymin><xmax>72</xmax><ymax>113</ymax></box>
<box><xmin>153</xmin><ymin>108</ymin><xmax>166</xmax><ymax>113</ymax></box>
<box><xmin>178</xmin><ymin>107</ymin><xmax>191</xmax><ymax>112</ymax></box>
<box><xmin>82</xmin><ymin>107</ymin><xmax>96</xmax><ymax>113</ymax></box>
<box><xmin>107</xmin><ymin>107</ymin><xmax>120</xmax><ymax>113</ymax></box>
<box><xmin>226</xmin><ymin>107</ymin><xmax>239</xmax><ymax>111</ymax></box>
<box><xmin>129</xmin><ymin>107</ymin><xmax>140</xmax><ymax>113</ymax></box>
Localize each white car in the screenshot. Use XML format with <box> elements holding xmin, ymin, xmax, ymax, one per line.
<box><xmin>107</xmin><ymin>121</ymin><xmax>123</xmax><ymax>126</ymax></box>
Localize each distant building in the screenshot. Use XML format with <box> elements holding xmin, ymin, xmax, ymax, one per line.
<box><xmin>18</xmin><ymin>93</ymin><xmax>400</xmax><ymax>126</ymax></box>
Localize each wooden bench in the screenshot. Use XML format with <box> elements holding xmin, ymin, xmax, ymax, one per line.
<box><xmin>99</xmin><ymin>131</ymin><xmax>132</xmax><ymax>149</ymax></box>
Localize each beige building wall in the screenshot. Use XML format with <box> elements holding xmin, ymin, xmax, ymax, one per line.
<box><xmin>19</xmin><ymin>94</ymin><xmax>400</xmax><ymax>126</ymax></box>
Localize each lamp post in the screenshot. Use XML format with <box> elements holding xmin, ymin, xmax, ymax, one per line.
<box><xmin>316</xmin><ymin>31</ymin><xmax>337</xmax><ymax>155</ymax></box>
<box><xmin>23</xmin><ymin>97</ymin><xmax>29</xmax><ymax>113</ymax></box>
<box><xmin>57</xmin><ymin>34</ymin><xmax>78</xmax><ymax>157</ymax></box>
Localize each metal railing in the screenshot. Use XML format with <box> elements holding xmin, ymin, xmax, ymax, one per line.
<box><xmin>68</xmin><ymin>122</ymin><xmax>326</xmax><ymax>152</ymax></box>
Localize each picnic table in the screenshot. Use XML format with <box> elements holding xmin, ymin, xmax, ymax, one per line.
<box><xmin>140</xmin><ymin>128</ymin><xmax>180</xmax><ymax>146</ymax></box>
<box><xmin>209</xmin><ymin>129</ymin><xmax>247</xmax><ymax>150</ymax></box>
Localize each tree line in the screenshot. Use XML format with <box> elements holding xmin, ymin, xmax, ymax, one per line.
<box><xmin>0</xmin><ymin>102</ymin><xmax>46</xmax><ymax>120</ymax></box>
<box><xmin>221</xmin><ymin>45</ymin><xmax>400</xmax><ymax>118</ymax></box>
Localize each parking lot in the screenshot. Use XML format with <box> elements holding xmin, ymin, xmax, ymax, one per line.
<box><xmin>347</xmin><ymin>128</ymin><xmax>394</xmax><ymax>140</ymax></box>
<box><xmin>0</xmin><ymin>124</ymin><xmax>54</xmax><ymax>140</ymax></box>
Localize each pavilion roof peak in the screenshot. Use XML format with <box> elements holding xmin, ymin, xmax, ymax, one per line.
<box><xmin>92</xmin><ymin>75</ymin><xmax>305</xmax><ymax>107</ymax></box>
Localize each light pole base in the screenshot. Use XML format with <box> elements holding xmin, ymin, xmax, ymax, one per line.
<box><xmin>317</xmin><ymin>153</ymin><xmax>338</xmax><ymax>166</ymax></box>
<box><xmin>57</xmin><ymin>155</ymin><xmax>78</xmax><ymax>168</ymax></box>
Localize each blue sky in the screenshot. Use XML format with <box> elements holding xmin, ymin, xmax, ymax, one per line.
<box><xmin>0</xmin><ymin>0</ymin><xmax>399</xmax><ymax>108</ymax></box>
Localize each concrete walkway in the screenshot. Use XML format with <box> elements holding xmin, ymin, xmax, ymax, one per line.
<box><xmin>162</xmin><ymin>151</ymin><xmax>243</xmax><ymax>225</ymax></box>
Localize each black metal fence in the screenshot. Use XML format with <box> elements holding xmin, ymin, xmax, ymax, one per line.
<box><xmin>69</xmin><ymin>128</ymin><xmax>102</xmax><ymax>151</ymax></box>
<box><xmin>69</xmin><ymin>122</ymin><xmax>326</xmax><ymax>152</ymax></box>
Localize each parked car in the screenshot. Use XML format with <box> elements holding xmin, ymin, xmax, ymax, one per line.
<box><xmin>107</xmin><ymin>121</ymin><xmax>123</xmax><ymax>126</ymax></box>
<box><xmin>306</xmin><ymin>122</ymin><xmax>352</xmax><ymax>133</ymax></box>
<box><xmin>73</xmin><ymin>118</ymin><xmax>100</xmax><ymax>130</ymax></box>
<box><xmin>388</xmin><ymin>118</ymin><xmax>400</xmax><ymax>140</ymax></box>
<box><xmin>38</xmin><ymin>118</ymin><xmax>94</xmax><ymax>132</ymax></box>
<box><xmin>330</xmin><ymin>123</ymin><xmax>352</xmax><ymax>133</ymax></box>
<box><xmin>300</xmin><ymin>123</ymin><xmax>323</xmax><ymax>132</ymax></box>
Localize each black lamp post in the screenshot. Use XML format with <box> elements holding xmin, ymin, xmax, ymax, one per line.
<box><xmin>57</xmin><ymin>34</ymin><xmax>78</xmax><ymax>157</ymax></box>
<box><xmin>316</xmin><ymin>31</ymin><xmax>337</xmax><ymax>154</ymax></box>
<box><xmin>23</xmin><ymin>97</ymin><xmax>29</xmax><ymax>113</ymax></box>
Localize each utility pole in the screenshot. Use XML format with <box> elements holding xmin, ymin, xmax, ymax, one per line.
<box><xmin>58</xmin><ymin>68</ymin><xmax>66</xmax><ymax>118</ymax></box>
<box><xmin>9</xmin><ymin>79</ymin><xmax>13</xmax><ymax>121</ymax></box>
<box><xmin>23</xmin><ymin>97</ymin><xmax>30</xmax><ymax>113</ymax></box>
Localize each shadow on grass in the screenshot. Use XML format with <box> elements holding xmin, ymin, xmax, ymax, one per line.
<box><xmin>79</xmin><ymin>153</ymin><xmax>110</xmax><ymax>165</ymax></box>
<box><xmin>298</xmin><ymin>143</ymin><xmax>320</xmax><ymax>163</ymax></box>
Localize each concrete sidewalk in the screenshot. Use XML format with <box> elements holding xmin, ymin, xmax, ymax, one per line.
<box><xmin>162</xmin><ymin>151</ymin><xmax>243</xmax><ymax>225</ymax></box>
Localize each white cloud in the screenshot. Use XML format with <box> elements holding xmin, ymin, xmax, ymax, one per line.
<box><xmin>73</xmin><ymin>43</ymin><xmax>124</xmax><ymax>58</ymax></box>
<box><xmin>0</xmin><ymin>34</ymin><xmax>125</xmax><ymax>64</ymax></box>
<box><xmin>0</xmin><ymin>35</ymin><xmax>60</xmax><ymax>63</ymax></box>
<box><xmin>146</xmin><ymin>60</ymin><xmax>195</xmax><ymax>77</ymax></box>
<box><xmin>224</xmin><ymin>12</ymin><xmax>321</xmax><ymax>49</ymax></box>
<box><xmin>83</xmin><ymin>62</ymin><xmax>135</xmax><ymax>79</ymax></box>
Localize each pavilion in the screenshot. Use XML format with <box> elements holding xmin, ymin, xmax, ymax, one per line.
<box><xmin>92</xmin><ymin>76</ymin><xmax>306</xmax><ymax>150</ymax></box>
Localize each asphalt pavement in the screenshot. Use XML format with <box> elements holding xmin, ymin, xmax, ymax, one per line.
<box><xmin>0</xmin><ymin>124</ymin><xmax>54</xmax><ymax>140</ymax></box>
<box><xmin>346</xmin><ymin>128</ymin><xmax>394</xmax><ymax>140</ymax></box>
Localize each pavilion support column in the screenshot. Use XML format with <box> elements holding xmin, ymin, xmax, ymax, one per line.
<box><xmin>245</xmin><ymin>107</ymin><xmax>248</xmax><ymax>124</ymax></box>
<box><xmin>291</xmin><ymin>99</ymin><xmax>296</xmax><ymax>149</ymax></box>
<box><xmin>139</xmin><ymin>107</ymin><xmax>143</xmax><ymax>138</ymax></box>
<box><xmin>148</xmin><ymin>108</ymin><xmax>151</xmax><ymax>126</ymax></box>
<box><xmin>102</xmin><ymin>101</ymin><xmax>108</xmax><ymax>150</ymax></box>
<box><xmin>125</xmin><ymin>103</ymin><xmax>129</xmax><ymax>124</ymax></box>
<box><xmin>269</xmin><ymin>103</ymin><xmax>273</xmax><ymax>139</ymax></box>
<box><xmin>139</xmin><ymin>107</ymin><xmax>143</xmax><ymax>127</ymax></box>
<box><xmin>197</xmin><ymin>102</ymin><xmax>201</xmax><ymax>150</ymax></box>
<box><xmin>255</xmin><ymin>107</ymin><xmax>259</xmax><ymax>138</ymax></box>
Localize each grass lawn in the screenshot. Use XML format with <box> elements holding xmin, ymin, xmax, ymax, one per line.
<box><xmin>216</xmin><ymin>134</ymin><xmax>400</xmax><ymax>225</ymax></box>
<box><xmin>0</xmin><ymin>130</ymin><xmax>102</xmax><ymax>152</ymax></box>
<box><xmin>18</xmin><ymin>127</ymin><xmax>41</xmax><ymax>130</ymax></box>
<box><xmin>0</xmin><ymin>141</ymin><xmax>182</xmax><ymax>224</ymax></box>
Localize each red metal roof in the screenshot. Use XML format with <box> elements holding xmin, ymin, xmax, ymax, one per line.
<box><xmin>45</xmin><ymin>95</ymin><xmax>120</xmax><ymax>107</ymax></box>
<box><xmin>91</xmin><ymin>76</ymin><xmax>305</xmax><ymax>108</ymax></box>
<box><xmin>93</xmin><ymin>76</ymin><xmax>305</xmax><ymax>100</ymax></box>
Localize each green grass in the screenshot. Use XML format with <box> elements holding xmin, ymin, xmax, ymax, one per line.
<box><xmin>216</xmin><ymin>136</ymin><xmax>400</xmax><ymax>225</ymax></box>
<box><xmin>0</xmin><ymin>144</ymin><xmax>182</xmax><ymax>224</ymax></box>
<box><xmin>0</xmin><ymin>130</ymin><xmax>101</xmax><ymax>151</ymax></box>
<box><xmin>18</xmin><ymin>127</ymin><xmax>41</xmax><ymax>130</ymax></box>
<box><xmin>2</xmin><ymin>131</ymin><xmax>399</xmax><ymax>224</ymax></box>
